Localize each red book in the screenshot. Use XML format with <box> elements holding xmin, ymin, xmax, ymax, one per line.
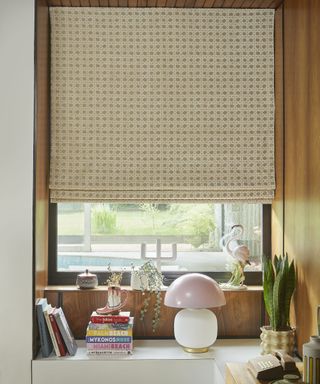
<box><xmin>90</xmin><ymin>311</ymin><xmax>130</xmax><ymax>324</ymax></box>
<box><xmin>49</xmin><ymin>312</ymin><xmax>67</xmax><ymax>356</ymax></box>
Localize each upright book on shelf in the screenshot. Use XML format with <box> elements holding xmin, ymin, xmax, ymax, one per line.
<box><xmin>35</xmin><ymin>298</ymin><xmax>53</xmax><ymax>357</ymax></box>
<box><xmin>43</xmin><ymin>304</ymin><xmax>61</xmax><ymax>356</ymax></box>
<box><xmin>53</xmin><ymin>307</ymin><xmax>78</xmax><ymax>356</ymax></box>
<box><xmin>49</xmin><ymin>309</ymin><xmax>67</xmax><ymax>356</ymax></box>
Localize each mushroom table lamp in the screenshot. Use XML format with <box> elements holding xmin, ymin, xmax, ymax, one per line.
<box><xmin>164</xmin><ymin>273</ymin><xmax>226</xmax><ymax>353</ymax></box>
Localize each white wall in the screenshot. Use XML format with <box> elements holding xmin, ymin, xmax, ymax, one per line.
<box><xmin>0</xmin><ymin>0</ymin><xmax>34</xmax><ymax>383</ymax></box>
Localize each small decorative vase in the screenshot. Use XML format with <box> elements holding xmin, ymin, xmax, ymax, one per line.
<box><xmin>260</xmin><ymin>326</ymin><xmax>295</xmax><ymax>355</ymax></box>
<box><xmin>76</xmin><ymin>269</ymin><xmax>98</xmax><ymax>289</ymax></box>
<box><xmin>303</xmin><ymin>336</ymin><xmax>320</xmax><ymax>384</ymax></box>
<box><xmin>96</xmin><ymin>285</ymin><xmax>128</xmax><ymax>314</ymax></box>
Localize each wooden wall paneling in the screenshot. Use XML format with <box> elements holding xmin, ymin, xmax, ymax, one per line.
<box><xmin>216</xmin><ymin>288</ymin><xmax>264</xmax><ymax>337</ymax></box>
<box><xmin>49</xmin><ymin>0</ymin><xmax>62</xmax><ymax>5</ymax></box>
<box><xmin>203</xmin><ymin>0</ymin><xmax>216</xmax><ymax>8</ymax></box>
<box><xmin>240</xmin><ymin>0</ymin><xmax>254</xmax><ymax>8</ymax></box>
<box><xmin>34</xmin><ymin>0</ymin><xmax>50</xmax><ymax>301</ymax></box>
<box><xmin>165</xmin><ymin>0</ymin><xmax>176</xmax><ymax>7</ymax></box>
<box><xmin>47</xmin><ymin>0</ymin><xmax>283</xmax><ymax>5</ymax></box>
<box><xmin>202</xmin><ymin>0</ymin><xmax>212</xmax><ymax>6</ymax></box>
<box><xmin>194</xmin><ymin>0</ymin><xmax>206</xmax><ymax>7</ymax></box>
<box><xmin>212</xmin><ymin>0</ymin><xmax>225</xmax><ymax>7</ymax></box>
<box><xmin>89</xmin><ymin>0</ymin><xmax>101</xmax><ymax>6</ymax></box>
<box><xmin>222</xmin><ymin>0</ymin><xmax>236</xmax><ymax>7</ymax></box>
<box><xmin>79</xmin><ymin>0</ymin><xmax>91</xmax><ymax>5</ymax></box>
<box><xmin>70</xmin><ymin>0</ymin><xmax>81</xmax><ymax>5</ymax></box>
<box><xmin>184</xmin><ymin>0</ymin><xmax>196</xmax><ymax>8</ymax></box>
<box><xmin>174</xmin><ymin>0</ymin><xmax>186</xmax><ymax>7</ymax></box>
<box><xmin>44</xmin><ymin>287</ymin><xmax>263</xmax><ymax>339</ymax></box>
<box><xmin>232</xmin><ymin>0</ymin><xmax>245</xmax><ymax>7</ymax></box>
<box><xmin>284</xmin><ymin>0</ymin><xmax>320</xmax><ymax>354</ymax></box>
<box><xmin>255</xmin><ymin>0</ymin><xmax>273</xmax><ymax>8</ymax></box>
<box><xmin>271</xmin><ymin>5</ymin><xmax>284</xmax><ymax>257</ymax></box>
<box><xmin>128</xmin><ymin>0</ymin><xmax>138</xmax><ymax>6</ymax></box>
<box><xmin>269</xmin><ymin>0</ymin><xmax>283</xmax><ymax>9</ymax></box>
<box><xmin>118</xmin><ymin>0</ymin><xmax>128</xmax><ymax>7</ymax></box>
<box><xmin>34</xmin><ymin>1</ymin><xmax>50</xmax><ymax>358</ymax></box>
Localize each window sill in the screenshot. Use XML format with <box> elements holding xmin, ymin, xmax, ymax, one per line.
<box><xmin>44</xmin><ymin>285</ymin><xmax>263</xmax><ymax>292</ymax></box>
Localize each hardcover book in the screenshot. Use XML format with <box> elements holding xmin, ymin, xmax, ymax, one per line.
<box><xmin>86</xmin><ymin>336</ymin><xmax>132</xmax><ymax>344</ymax></box>
<box><xmin>86</xmin><ymin>328</ymin><xmax>132</xmax><ymax>336</ymax></box>
<box><xmin>87</xmin><ymin>342</ymin><xmax>132</xmax><ymax>350</ymax></box>
<box><xmin>49</xmin><ymin>310</ymin><xmax>67</xmax><ymax>356</ymax></box>
<box><xmin>35</xmin><ymin>298</ymin><xmax>53</xmax><ymax>357</ymax></box>
<box><xmin>53</xmin><ymin>307</ymin><xmax>78</xmax><ymax>356</ymax></box>
<box><xmin>87</xmin><ymin>317</ymin><xmax>133</xmax><ymax>330</ymax></box>
<box><xmin>43</xmin><ymin>304</ymin><xmax>61</xmax><ymax>356</ymax></box>
<box><xmin>90</xmin><ymin>311</ymin><xmax>130</xmax><ymax>324</ymax></box>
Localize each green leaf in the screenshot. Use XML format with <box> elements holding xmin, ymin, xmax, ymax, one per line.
<box><xmin>263</xmin><ymin>256</ymin><xmax>275</xmax><ymax>327</ymax></box>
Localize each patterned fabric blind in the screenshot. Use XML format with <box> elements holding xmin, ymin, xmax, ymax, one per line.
<box><xmin>50</xmin><ymin>8</ymin><xmax>275</xmax><ymax>203</ymax></box>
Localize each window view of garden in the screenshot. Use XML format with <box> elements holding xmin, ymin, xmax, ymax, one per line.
<box><xmin>57</xmin><ymin>203</ymin><xmax>262</xmax><ymax>272</ymax></box>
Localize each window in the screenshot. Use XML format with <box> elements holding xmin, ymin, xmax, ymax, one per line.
<box><xmin>49</xmin><ymin>203</ymin><xmax>270</xmax><ymax>285</ymax></box>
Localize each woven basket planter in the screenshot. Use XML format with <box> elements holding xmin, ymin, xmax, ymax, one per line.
<box><xmin>260</xmin><ymin>326</ymin><xmax>295</xmax><ymax>355</ymax></box>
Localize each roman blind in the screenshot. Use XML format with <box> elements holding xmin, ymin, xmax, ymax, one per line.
<box><xmin>50</xmin><ymin>8</ymin><xmax>275</xmax><ymax>203</ymax></box>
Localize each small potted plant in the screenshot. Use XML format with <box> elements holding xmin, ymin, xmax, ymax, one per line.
<box><xmin>261</xmin><ymin>254</ymin><xmax>296</xmax><ymax>355</ymax></box>
<box><xmin>131</xmin><ymin>260</ymin><xmax>163</xmax><ymax>332</ymax></box>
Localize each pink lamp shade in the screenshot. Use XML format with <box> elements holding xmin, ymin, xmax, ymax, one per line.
<box><xmin>164</xmin><ymin>273</ymin><xmax>226</xmax><ymax>309</ymax></box>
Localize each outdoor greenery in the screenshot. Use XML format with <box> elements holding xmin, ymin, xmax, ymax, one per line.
<box><xmin>92</xmin><ymin>204</ymin><xmax>117</xmax><ymax>234</ymax></box>
<box><xmin>263</xmin><ymin>254</ymin><xmax>296</xmax><ymax>331</ymax></box>
<box><xmin>58</xmin><ymin>203</ymin><xmax>216</xmax><ymax>249</ymax></box>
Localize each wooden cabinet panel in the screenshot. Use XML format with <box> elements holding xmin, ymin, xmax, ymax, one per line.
<box><xmin>44</xmin><ymin>286</ymin><xmax>263</xmax><ymax>339</ymax></box>
<box><xmin>283</xmin><ymin>0</ymin><xmax>320</xmax><ymax>354</ymax></box>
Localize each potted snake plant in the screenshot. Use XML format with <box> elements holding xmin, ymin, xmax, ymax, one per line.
<box><xmin>261</xmin><ymin>254</ymin><xmax>296</xmax><ymax>355</ymax></box>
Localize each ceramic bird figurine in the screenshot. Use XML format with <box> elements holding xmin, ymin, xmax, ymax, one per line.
<box><xmin>219</xmin><ymin>224</ymin><xmax>250</xmax><ymax>289</ymax></box>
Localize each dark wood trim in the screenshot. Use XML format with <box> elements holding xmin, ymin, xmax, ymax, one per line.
<box><xmin>34</xmin><ymin>0</ymin><xmax>50</xmax><ymax>358</ymax></box>
<box><xmin>47</xmin><ymin>0</ymin><xmax>283</xmax><ymax>7</ymax></box>
<box><xmin>271</xmin><ymin>4</ymin><xmax>284</xmax><ymax>258</ymax></box>
<box><xmin>48</xmin><ymin>201</ymin><xmax>265</xmax><ymax>286</ymax></box>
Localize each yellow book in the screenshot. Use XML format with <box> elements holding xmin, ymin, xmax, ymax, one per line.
<box><xmin>86</xmin><ymin>329</ymin><xmax>133</xmax><ymax>337</ymax></box>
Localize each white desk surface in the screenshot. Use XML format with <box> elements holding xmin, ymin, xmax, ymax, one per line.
<box><xmin>34</xmin><ymin>338</ymin><xmax>261</xmax><ymax>379</ymax></box>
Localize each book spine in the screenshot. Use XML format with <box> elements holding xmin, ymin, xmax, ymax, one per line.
<box><xmin>44</xmin><ymin>310</ymin><xmax>61</xmax><ymax>357</ymax></box>
<box><xmin>36</xmin><ymin>304</ymin><xmax>52</xmax><ymax>357</ymax></box>
<box><xmin>87</xmin><ymin>350</ymin><xmax>132</xmax><ymax>355</ymax></box>
<box><xmin>86</xmin><ymin>342</ymin><xmax>132</xmax><ymax>350</ymax></box>
<box><xmin>86</xmin><ymin>336</ymin><xmax>132</xmax><ymax>343</ymax></box>
<box><xmin>90</xmin><ymin>316</ymin><xmax>129</xmax><ymax>324</ymax></box>
<box><xmin>86</xmin><ymin>329</ymin><xmax>132</xmax><ymax>336</ymax></box>
<box><xmin>49</xmin><ymin>314</ymin><xmax>67</xmax><ymax>356</ymax></box>
<box><xmin>54</xmin><ymin>310</ymin><xmax>78</xmax><ymax>356</ymax></box>
<box><xmin>87</xmin><ymin>322</ymin><xmax>132</xmax><ymax>330</ymax></box>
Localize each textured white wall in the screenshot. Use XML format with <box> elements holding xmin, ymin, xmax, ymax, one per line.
<box><xmin>0</xmin><ymin>0</ymin><xmax>34</xmax><ymax>383</ymax></box>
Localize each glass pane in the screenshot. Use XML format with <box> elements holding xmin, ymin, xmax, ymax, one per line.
<box><xmin>57</xmin><ymin>203</ymin><xmax>263</xmax><ymax>272</ymax></box>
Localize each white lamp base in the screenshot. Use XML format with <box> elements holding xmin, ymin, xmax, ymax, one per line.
<box><xmin>174</xmin><ymin>308</ymin><xmax>218</xmax><ymax>353</ymax></box>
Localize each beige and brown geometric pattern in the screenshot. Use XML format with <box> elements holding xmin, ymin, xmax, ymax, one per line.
<box><xmin>50</xmin><ymin>8</ymin><xmax>275</xmax><ymax>203</ymax></box>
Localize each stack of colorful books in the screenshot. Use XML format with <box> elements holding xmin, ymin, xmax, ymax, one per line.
<box><xmin>86</xmin><ymin>311</ymin><xmax>133</xmax><ymax>355</ymax></box>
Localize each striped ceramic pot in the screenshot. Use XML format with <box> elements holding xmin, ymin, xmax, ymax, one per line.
<box><xmin>303</xmin><ymin>336</ymin><xmax>320</xmax><ymax>384</ymax></box>
<box><xmin>260</xmin><ymin>326</ymin><xmax>295</xmax><ymax>356</ymax></box>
